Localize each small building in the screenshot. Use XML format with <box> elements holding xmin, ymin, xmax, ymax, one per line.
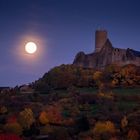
<box><xmin>19</xmin><ymin>85</ymin><xmax>34</xmax><ymax>93</ymax></box>
<box><xmin>0</xmin><ymin>87</ymin><xmax>10</xmax><ymax>94</ymax></box>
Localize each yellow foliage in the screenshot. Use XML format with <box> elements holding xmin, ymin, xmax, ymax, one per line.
<box><xmin>112</xmin><ymin>79</ymin><xmax>119</xmax><ymax>86</ymax></box>
<box><xmin>39</xmin><ymin>111</ymin><xmax>49</xmax><ymax>125</ymax></box>
<box><xmin>121</xmin><ymin>116</ymin><xmax>128</xmax><ymax>128</ymax></box>
<box><xmin>98</xmin><ymin>92</ymin><xmax>114</xmax><ymax>100</ymax></box>
<box><xmin>93</xmin><ymin>121</ymin><xmax>116</xmax><ymax>134</ymax></box>
<box><xmin>93</xmin><ymin>71</ymin><xmax>103</xmax><ymax>81</ymax></box>
<box><xmin>4</xmin><ymin>122</ymin><xmax>22</xmax><ymax>135</ymax></box>
<box><xmin>18</xmin><ymin>108</ymin><xmax>34</xmax><ymax>129</ymax></box>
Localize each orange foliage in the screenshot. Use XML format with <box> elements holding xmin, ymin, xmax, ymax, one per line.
<box><xmin>45</xmin><ymin>105</ymin><xmax>63</xmax><ymax>124</ymax></box>
<box><xmin>93</xmin><ymin>121</ymin><xmax>116</xmax><ymax>134</ymax></box>
<box><xmin>39</xmin><ymin>111</ymin><xmax>49</xmax><ymax>125</ymax></box>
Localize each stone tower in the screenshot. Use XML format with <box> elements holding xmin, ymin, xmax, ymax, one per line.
<box><xmin>95</xmin><ymin>30</ymin><xmax>107</xmax><ymax>52</ymax></box>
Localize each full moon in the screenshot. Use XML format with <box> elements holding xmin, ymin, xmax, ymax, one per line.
<box><xmin>25</xmin><ymin>42</ymin><xmax>37</xmax><ymax>54</ymax></box>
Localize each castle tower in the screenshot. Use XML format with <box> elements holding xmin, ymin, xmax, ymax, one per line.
<box><xmin>95</xmin><ymin>30</ymin><xmax>107</xmax><ymax>52</ymax></box>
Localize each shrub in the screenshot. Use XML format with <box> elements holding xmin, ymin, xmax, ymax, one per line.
<box><xmin>93</xmin><ymin>121</ymin><xmax>116</xmax><ymax>134</ymax></box>
<box><xmin>109</xmin><ymin>137</ymin><xmax>119</xmax><ymax>140</ymax></box>
<box><xmin>50</xmin><ymin>128</ymin><xmax>69</xmax><ymax>140</ymax></box>
<box><xmin>93</xmin><ymin>71</ymin><xmax>103</xmax><ymax>87</ymax></box>
<box><xmin>127</xmin><ymin>129</ymin><xmax>139</xmax><ymax>140</ymax></box>
<box><xmin>98</xmin><ymin>92</ymin><xmax>114</xmax><ymax>100</ymax></box>
<box><xmin>4</xmin><ymin>122</ymin><xmax>22</xmax><ymax>135</ymax></box>
<box><xmin>121</xmin><ymin>116</ymin><xmax>128</xmax><ymax>129</ymax></box>
<box><xmin>7</xmin><ymin>115</ymin><xmax>17</xmax><ymax>124</ymax></box>
<box><xmin>40</xmin><ymin>124</ymin><xmax>53</xmax><ymax>135</ymax></box>
<box><xmin>78</xmin><ymin>131</ymin><xmax>93</xmax><ymax>140</ymax></box>
<box><xmin>39</xmin><ymin>111</ymin><xmax>49</xmax><ymax>125</ymax></box>
<box><xmin>0</xmin><ymin>134</ymin><xmax>22</xmax><ymax>140</ymax></box>
<box><xmin>22</xmin><ymin>124</ymin><xmax>40</xmax><ymax>137</ymax></box>
<box><xmin>0</xmin><ymin>106</ymin><xmax>7</xmax><ymax>114</ymax></box>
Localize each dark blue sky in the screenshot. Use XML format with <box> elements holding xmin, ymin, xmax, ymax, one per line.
<box><xmin>0</xmin><ymin>0</ymin><xmax>140</xmax><ymax>87</ymax></box>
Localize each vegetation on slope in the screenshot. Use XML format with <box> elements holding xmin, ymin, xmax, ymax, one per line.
<box><xmin>33</xmin><ymin>64</ymin><xmax>140</xmax><ymax>92</ymax></box>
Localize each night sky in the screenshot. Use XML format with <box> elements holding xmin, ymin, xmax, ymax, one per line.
<box><xmin>0</xmin><ymin>0</ymin><xmax>140</xmax><ymax>87</ymax></box>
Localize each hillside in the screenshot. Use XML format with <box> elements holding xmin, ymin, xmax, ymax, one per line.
<box><xmin>33</xmin><ymin>64</ymin><xmax>140</xmax><ymax>92</ymax></box>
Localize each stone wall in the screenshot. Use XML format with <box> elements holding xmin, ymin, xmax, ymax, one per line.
<box><xmin>73</xmin><ymin>31</ymin><xmax>140</xmax><ymax>69</ymax></box>
<box><xmin>95</xmin><ymin>30</ymin><xmax>107</xmax><ymax>52</ymax></box>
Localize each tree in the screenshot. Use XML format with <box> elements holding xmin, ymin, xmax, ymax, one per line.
<box><xmin>39</xmin><ymin>111</ymin><xmax>49</xmax><ymax>125</ymax></box>
<box><xmin>17</xmin><ymin>108</ymin><xmax>35</xmax><ymax>129</ymax></box>
<box><xmin>45</xmin><ymin>105</ymin><xmax>63</xmax><ymax>124</ymax></box>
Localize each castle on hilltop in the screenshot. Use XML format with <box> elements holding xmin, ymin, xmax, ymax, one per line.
<box><xmin>73</xmin><ymin>30</ymin><xmax>140</xmax><ymax>69</ymax></box>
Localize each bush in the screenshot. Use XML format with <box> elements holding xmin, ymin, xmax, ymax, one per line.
<box><xmin>0</xmin><ymin>106</ymin><xmax>7</xmax><ymax>114</ymax></box>
<box><xmin>49</xmin><ymin>128</ymin><xmax>69</xmax><ymax>140</ymax></box>
<box><xmin>93</xmin><ymin>121</ymin><xmax>116</xmax><ymax>134</ymax></box>
<box><xmin>4</xmin><ymin>122</ymin><xmax>22</xmax><ymax>135</ymax></box>
<box><xmin>127</xmin><ymin>129</ymin><xmax>139</xmax><ymax>140</ymax></box>
<box><xmin>22</xmin><ymin>124</ymin><xmax>40</xmax><ymax>137</ymax></box>
<box><xmin>98</xmin><ymin>92</ymin><xmax>114</xmax><ymax>100</ymax></box>
<box><xmin>121</xmin><ymin>116</ymin><xmax>128</xmax><ymax>129</ymax></box>
<box><xmin>39</xmin><ymin>111</ymin><xmax>49</xmax><ymax>125</ymax></box>
<box><xmin>40</xmin><ymin>124</ymin><xmax>53</xmax><ymax>135</ymax></box>
<box><xmin>0</xmin><ymin>134</ymin><xmax>22</xmax><ymax>140</ymax></box>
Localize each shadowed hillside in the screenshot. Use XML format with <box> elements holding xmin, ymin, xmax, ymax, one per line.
<box><xmin>33</xmin><ymin>64</ymin><xmax>140</xmax><ymax>92</ymax></box>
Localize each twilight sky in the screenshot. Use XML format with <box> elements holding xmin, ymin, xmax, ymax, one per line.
<box><xmin>0</xmin><ymin>0</ymin><xmax>140</xmax><ymax>87</ymax></box>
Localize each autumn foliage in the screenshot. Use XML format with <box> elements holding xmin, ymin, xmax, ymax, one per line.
<box><xmin>93</xmin><ymin>121</ymin><xmax>116</xmax><ymax>134</ymax></box>
<box><xmin>17</xmin><ymin>108</ymin><xmax>34</xmax><ymax>129</ymax></box>
<box><xmin>4</xmin><ymin>122</ymin><xmax>22</xmax><ymax>136</ymax></box>
<box><xmin>33</xmin><ymin>64</ymin><xmax>140</xmax><ymax>92</ymax></box>
<box><xmin>39</xmin><ymin>111</ymin><xmax>49</xmax><ymax>125</ymax></box>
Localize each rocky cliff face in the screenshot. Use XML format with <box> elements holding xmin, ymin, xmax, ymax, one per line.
<box><xmin>73</xmin><ymin>38</ymin><xmax>140</xmax><ymax>69</ymax></box>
